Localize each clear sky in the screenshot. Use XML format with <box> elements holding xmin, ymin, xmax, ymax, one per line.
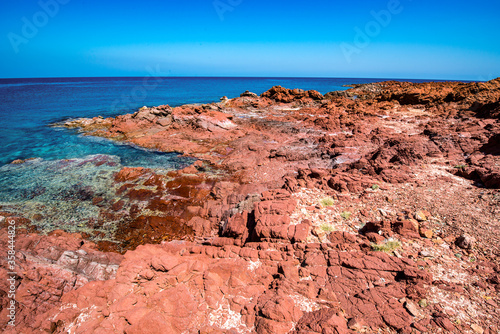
<box><xmin>1</xmin><ymin>0</ymin><xmax>499</xmax><ymax>80</ymax></box>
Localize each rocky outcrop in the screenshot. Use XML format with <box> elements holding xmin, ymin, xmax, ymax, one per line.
<box><xmin>5</xmin><ymin>208</ymin><xmax>435</xmax><ymax>333</ymax></box>
<box><xmin>3</xmin><ymin>80</ymin><xmax>500</xmax><ymax>333</ymax></box>
<box><xmin>260</xmin><ymin>85</ymin><xmax>324</xmax><ymax>102</ymax></box>
<box><xmin>345</xmin><ymin>78</ymin><xmax>500</xmax><ymax>110</ymax></box>
<box><xmin>0</xmin><ymin>219</ymin><xmax>123</xmax><ymax>330</ymax></box>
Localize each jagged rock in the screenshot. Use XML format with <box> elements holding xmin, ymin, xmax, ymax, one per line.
<box><xmin>261</xmin><ymin>85</ymin><xmax>324</xmax><ymax>102</ymax></box>
<box><xmin>240</xmin><ymin>90</ymin><xmax>258</xmax><ymax>98</ymax></box>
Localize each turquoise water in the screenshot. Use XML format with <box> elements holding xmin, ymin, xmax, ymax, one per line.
<box><xmin>0</xmin><ymin>155</ymin><xmax>122</xmax><ymax>234</ymax></box>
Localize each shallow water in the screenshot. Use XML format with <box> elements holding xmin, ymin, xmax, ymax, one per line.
<box><xmin>0</xmin><ymin>154</ymin><xmax>195</xmax><ymax>237</ymax></box>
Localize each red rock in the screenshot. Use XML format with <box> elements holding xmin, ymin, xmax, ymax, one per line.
<box><xmin>294</xmin><ymin>308</ymin><xmax>348</xmax><ymax>334</ymax></box>
<box><xmin>257</xmin><ymin>292</ymin><xmax>302</xmax><ymax>322</ymax></box>
<box><xmin>126</xmin><ymin>188</ymin><xmax>157</xmax><ymax>201</ymax></box>
<box><xmin>347</xmin><ymin>316</ymin><xmax>367</xmax><ymax>331</ymax></box>
<box><xmin>328</xmin><ymin>231</ymin><xmax>357</xmax><ymax>245</ymax></box>
<box><xmin>180</xmin><ymin>165</ymin><xmax>198</xmax><ymax>174</ymax></box>
<box><xmin>260</xmin><ymin>189</ymin><xmax>292</xmax><ymax>201</ymax></box>
<box><xmin>381</xmin><ymin>305</ymin><xmax>412</xmax><ymax>330</ymax></box>
<box><xmin>150</xmin><ymin>255</ymin><xmax>180</xmax><ymax>272</ymax></box>
<box><xmin>455</xmin><ymin>234</ymin><xmax>476</xmax><ymax>249</ymax></box>
<box><xmin>489</xmin><ymin>274</ymin><xmax>500</xmax><ymax>285</ymax></box>
<box><xmin>433</xmin><ymin>316</ymin><xmax>456</xmax><ymax>332</ymax></box>
<box><xmin>278</xmin><ymin>262</ymin><xmax>300</xmax><ymax>280</ymax></box>
<box><xmin>255</xmin><ymin>317</ymin><xmax>294</xmax><ymax>334</ymax></box>
<box><xmin>392</xmin><ymin>220</ymin><xmax>420</xmax><ymax>238</ymax></box>
<box><xmin>402</xmin><ymin>268</ymin><xmax>432</xmax><ymax>283</ymax></box>
<box><xmin>365</xmin><ymin>232</ymin><xmax>385</xmax><ymax>243</ymax></box>
<box><xmin>293</xmin><ymin>223</ymin><xmax>310</xmax><ymax>243</ymax></box>
<box><xmin>303</xmin><ymin>251</ymin><xmax>328</xmax><ymax>267</ymax></box>
<box><xmin>114</xmin><ymin>167</ymin><xmax>148</xmax><ymax>183</ymax></box>
<box><xmin>187</xmin><ymin>216</ymin><xmax>213</xmax><ymax>236</ymax></box>
<box><xmin>254</xmin><ymin>199</ymin><xmax>296</xmax><ymax>217</ymax></box>
<box><xmin>222</xmin><ymin>211</ymin><xmax>249</xmax><ymax>239</ymax></box>
<box><xmin>0</xmin><ymin>226</ymin><xmax>122</xmax><ymax>331</ymax></box>
<box><xmin>260</xmin><ymin>86</ymin><xmax>324</xmax><ymax>103</ymax></box>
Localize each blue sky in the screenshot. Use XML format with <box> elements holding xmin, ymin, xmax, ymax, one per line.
<box><xmin>1</xmin><ymin>0</ymin><xmax>499</xmax><ymax>80</ymax></box>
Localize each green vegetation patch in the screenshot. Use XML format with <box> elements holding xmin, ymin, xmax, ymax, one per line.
<box><xmin>340</xmin><ymin>211</ymin><xmax>351</xmax><ymax>220</ymax></box>
<box><xmin>371</xmin><ymin>239</ymin><xmax>402</xmax><ymax>253</ymax></box>
<box><xmin>453</xmin><ymin>164</ymin><xmax>467</xmax><ymax>169</ymax></box>
<box><xmin>320</xmin><ymin>223</ymin><xmax>335</xmax><ymax>233</ymax></box>
<box><xmin>319</xmin><ymin>197</ymin><xmax>334</xmax><ymax>207</ymax></box>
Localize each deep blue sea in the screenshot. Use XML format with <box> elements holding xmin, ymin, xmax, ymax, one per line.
<box><xmin>0</xmin><ymin>76</ymin><xmax>446</xmax><ymax>233</ymax></box>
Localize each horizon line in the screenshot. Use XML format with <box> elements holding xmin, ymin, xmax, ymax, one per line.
<box><xmin>0</xmin><ymin>75</ymin><xmax>482</xmax><ymax>82</ymax></box>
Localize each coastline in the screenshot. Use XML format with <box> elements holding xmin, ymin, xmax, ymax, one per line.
<box><xmin>1</xmin><ymin>79</ymin><xmax>499</xmax><ymax>333</ymax></box>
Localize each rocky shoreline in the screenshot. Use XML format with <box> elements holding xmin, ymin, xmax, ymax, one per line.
<box><xmin>1</xmin><ymin>79</ymin><xmax>499</xmax><ymax>333</ymax></box>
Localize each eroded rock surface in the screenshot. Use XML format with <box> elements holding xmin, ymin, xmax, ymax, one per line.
<box><xmin>2</xmin><ymin>79</ymin><xmax>500</xmax><ymax>333</ymax></box>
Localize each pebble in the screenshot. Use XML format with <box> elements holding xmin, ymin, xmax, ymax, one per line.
<box><xmin>418</xmin><ymin>299</ymin><xmax>428</xmax><ymax>308</ymax></box>
<box><xmin>404</xmin><ymin>300</ymin><xmax>423</xmax><ymax>318</ymax></box>
<box><xmin>347</xmin><ymin>317</ymin><xmax>366</xmax><ymax>331</ymax></box>
<box><xmin>378</xmin><ymin>208</ymin><xmax>388</xmax><ymax>217</ymax></box>
<box><xmin>415</xmin><ymin>210</ymin><xmax>427</xmax><ymax>221</ymax></box>
<box><xmin>419</xmin><ymin>228</ymin><xmax>433</xmax><ymax>239</ymax></box>
<box><xmin>419</xmin><ymin>250</ymin><xmax>433</xmax><ymax>258</ymax></box>
<box><xmin>456</xmin><ymin>234</ymin><xmax>476</xmax><ymax>249</ymax></box>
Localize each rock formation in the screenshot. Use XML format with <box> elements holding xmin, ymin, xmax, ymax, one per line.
<box><xmin>1</xmin><ymin>79</ymin><xmax>500</xmax><ymax>333</ymax></box>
